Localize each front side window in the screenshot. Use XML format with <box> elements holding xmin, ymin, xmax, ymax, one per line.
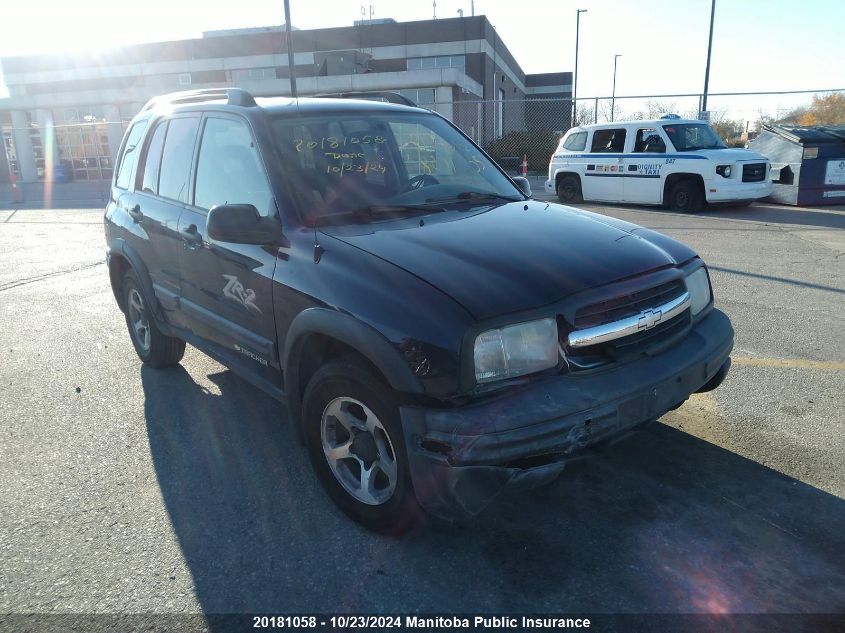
<box><xmin>662</xmin><ymin>123</ymin><xmax>726</xmax><ymax>151</ymax></box>
<box><xmin>158</xmin><ymin>117</ymin><xmax>199</xmax><ymax>203</ymax></box>
<box><xmin>633</xmin><ymin>128</ymin><xmax>666</xmax><ymax>153</ymax></box>
<box><xmin>562</xmin><ymin>131</ymin><xmax>587</xmax><ymax>151</ymax></box>
<box><xmin>590</xmin><ymin>128</ymin><xmax>627</xmax><ymax>153</ymax></box>
<box><xmin>115</xmin><ymin>120</ymin><xmax>148</xmax><ymax>189</ymax></box>
<box><xmin>194</xmin><ymin>117</ymin><xmax>274</xmax><ymax>216</ymax></box>
<box><xmin>271</xmin><ymin>111</ymin><xmax>522</xmax><ymax>224</ymax></box>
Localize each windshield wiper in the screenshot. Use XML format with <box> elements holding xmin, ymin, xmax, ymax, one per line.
<box><xmin>310</xmin><ymin>203</ymin><xmax>445</xmax><ymax>225</ymax></box>
<box><xmin>425</xmin><ymin>191</ymin><xmax>522</xmax><ymax>205</ymax></box>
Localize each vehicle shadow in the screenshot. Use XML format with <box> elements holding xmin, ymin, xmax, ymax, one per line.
<box><xmin>573</xmin><ymin>200</ymin><xmax>845</xmax><ymax>230</ymax></box>
<box><xmin>699</xmin><ymin>202</ymin><xmax>845</xmax><ymax>230</ymax></box>
<box><xmin>141</xmin><ymin>365</ymin><xmax>845</xmax><ymax>617</ymax></box>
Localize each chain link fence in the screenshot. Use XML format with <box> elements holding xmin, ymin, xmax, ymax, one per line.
<box><xmin>3</xmin><ymin>89</ymin><xmax>844</xmax><ymax>185</ymax></box>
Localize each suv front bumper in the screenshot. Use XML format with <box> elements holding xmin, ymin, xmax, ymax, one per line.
<box><xmin>399</xmin><ymin>308</ymin><xmax>733</xmax><ymax>521</ymax></box>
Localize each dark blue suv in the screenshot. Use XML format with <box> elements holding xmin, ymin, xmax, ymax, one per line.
<box><xmin>105</xmin><ymin>89</ymin><xmax>733</xmax><ymax>531</ymax></box>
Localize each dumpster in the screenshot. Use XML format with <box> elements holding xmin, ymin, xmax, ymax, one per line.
<box><xmin>749</xmin><ymin>124</ymin><xmax>845</xmax><ymax>205</ymax></box>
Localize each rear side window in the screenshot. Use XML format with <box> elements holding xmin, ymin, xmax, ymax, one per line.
<box><xmin>158</xmin><ymin>117</ymin><xmax>200</xmax><ymax>203</ymax></box>
<box><xmin>194</xmin><ymin>117</ymin><xmax>273</xmax><ymax>216</ymax></box>
<box><xmin>115</xmin><ymin>120</ymin><xmax>148</xmax><ymax>189</ymax></box>
<box><xmin>590</xmin><ymin>128</ymin><xmax>627</xmax><ymax>153</ymax></box>
<box><xmin>140</xmin><ymin>122</ymin><xmax>167</xmax><ymax>194</ymax></box>
<box><xmin>562</xmin><ymin>131</ymin><xmax>587</xmax><ymax>151</ymax></box>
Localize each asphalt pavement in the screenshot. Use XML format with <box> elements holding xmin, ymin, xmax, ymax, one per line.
<box><xmin>1</xmin><ymin>201</ymin><xmax>844</xmax><ymax>620</ymax></box>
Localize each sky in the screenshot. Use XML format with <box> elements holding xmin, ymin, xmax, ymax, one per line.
<box><xmin>1</xmin><ymin>0</ymin><xmax>843</xmax><ymax>121</ymax></box>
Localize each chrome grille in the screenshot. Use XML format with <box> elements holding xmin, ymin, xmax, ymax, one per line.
<box><xmin>563</xmin><ymin>278</ymin><xmax>691</xmax><ymax>370</ymax></box>
<box><xmin>574</xmin><ymin>279</ymin><xmax>686</xmax><ymax>329</ymax></box>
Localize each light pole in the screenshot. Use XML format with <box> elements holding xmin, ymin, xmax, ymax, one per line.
<box><xmin>611</xmin><ymin>54</ymin><xmax>621</xmax><ymax>122</ymax></box>
<box><xmin>701</xmin><ymin>0</ymin><xmax>716</xmax><ymax>115</ymax></box>
<box><xmin>572</xmin><ymin>9</ymin><xmax>587</xmax><ymax>128</ymax></box>
<box><xmin>283</xmin><ymin>0</ymin><xmax>297</xmax><ymax>98</ymax></box>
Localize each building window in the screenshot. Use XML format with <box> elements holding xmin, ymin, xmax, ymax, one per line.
<box><xmin>229</xmin><ymin>67</ymin><xmax>276</xmax><ymax>82</ymax></box>
<box><xmin>407</xmin><ymin>55</ymin><xmax>465</xmax><ymax>71</ymax></box>
<box><xmin>0</xmin><ymin>113</ymin><xmax>21</xmax><ymax>181</ymax></box>
<box><xmin>52</xmin><ymin>107</ymin><xmax>113</xmax><ymax>181</ymax></box>
<box><xmin>397</xmin><ymin>88</ymin><xmax>436</xmax><ymax>106</ymax></box>
<box><xmin>497</xmin><ymin>88</ymin><xmax>505</xmax><ymax>138</ymax></box>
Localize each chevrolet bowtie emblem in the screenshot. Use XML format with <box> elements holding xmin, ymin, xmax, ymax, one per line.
<box><xmin>638</xmin><ymin>308</ymin><xmax>663</xmax><ymax>330</ymax></box>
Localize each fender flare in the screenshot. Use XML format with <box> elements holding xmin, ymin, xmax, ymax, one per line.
<box><xmin>109</xmin><ymin>238</ymin><xmax>170</xmax><ymax>330</ymax></box>
<box><xmin>282</xmin><ymin>308</ymin><xmax>425</xmax><ymax>432</ymax></box>
<box><xmin>554</xmin><ymin>169</ymin><xmax>582</xmax><ymax>187</ymax></box>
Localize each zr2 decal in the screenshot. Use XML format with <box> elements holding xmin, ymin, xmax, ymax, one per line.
<box><xmin>222</xmin><ymin>274</ymin><xmax>261</xmax><ymax>314</ymax></box>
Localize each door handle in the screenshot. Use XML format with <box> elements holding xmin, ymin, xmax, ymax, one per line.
<box><xmin>180</xmin><ymin>224</ymin><xmax>203</xmax><ymax>247</ymax></box>
<box><xmin>127</xmin><ymin>204</ymin><xmax>142</xmax><ymax>222</ymax></box>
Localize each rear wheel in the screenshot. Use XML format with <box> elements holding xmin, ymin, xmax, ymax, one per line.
<box><xmin>556</xmin><ymin>174</ymin><xmax>583</xmax><ymax>204</ymax></box>
<box><xmin>122</xmin><ymin>270</ymin><xmax>185</xmax><ymax>367</ymax></box>
<box><xmin>667</xmin><ymin>180</ymin><xmax>704</xmax><ymax>213</ymax></box>
<box><xmin>302</xmin><ymin>359</ymin><xmax>421</xmax><ymax>533</ymax></box>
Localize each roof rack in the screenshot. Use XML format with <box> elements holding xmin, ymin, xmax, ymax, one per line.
<box><xmin>141</xmin><ymin>88</ymin><xmax>257</xmax><ymax>112</ymax></box>
<box><xmin>313</xmin><ymin>91</ymin><xmax>417</xmax><ymax>107</ymax></box>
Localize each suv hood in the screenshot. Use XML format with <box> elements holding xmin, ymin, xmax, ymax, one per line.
<box><xmin>322</xmin><ymin>201</ymin><xmax>693</xmax><ymax>320</ymax></box>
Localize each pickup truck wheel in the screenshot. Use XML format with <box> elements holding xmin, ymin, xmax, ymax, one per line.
<box><xmin>122</xmin><ymin>270</ymin><xmax>185</xmax><ymax>368</ymax></box>
<box><xmin>667</xmin><ymin>180</ymin><xmax>704</xmax><ymax>213</ymax></box>
<box><xmin>302</xmin><ymin>360</ymin><xmax>421</xmax><ymax>533</ymax></box>
<box><xmin>556</xmin><ymin>175</ymin><xmax>582</xmax><ymax>204</ymax></box>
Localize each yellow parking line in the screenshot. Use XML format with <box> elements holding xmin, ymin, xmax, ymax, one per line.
<box><xmin>732</xmin><ymin>356</ymin><xmax>845</xmax><ymax>371</ymax></box>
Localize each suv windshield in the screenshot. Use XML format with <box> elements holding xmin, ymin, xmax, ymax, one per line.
<box><xmin>271</xmin><ymin>111</ymin><xmax>523</xmax><ymax>223</ymax></box>
<box><xmin>661</xmin><ymin>123</ymin><xmax>727</xmax><ymax>151</ymax></box>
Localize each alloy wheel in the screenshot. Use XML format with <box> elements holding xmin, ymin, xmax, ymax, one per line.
<box><xmin>127</xmin><ymin>288</ymin><xmax>151</xmax><ymax>352</ymax></box>
<box><xmin>320</xmin><ymin>396</ymin><xmax>398</xmax><ymax>506</ymax></box>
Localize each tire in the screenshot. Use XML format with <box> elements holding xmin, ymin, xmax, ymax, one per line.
<box><xmin>666</xmin><ymin>179</ymin><xmax>704</xmax><ymax>213</ymax></box>
<box><xmin>302</xmin><ymin>359</ymin><xmax>422</xmax><ymax>533</ymax></box>
<box><xmin>556</xmin><ymin>174</ymin><xmax>583</xmax><ymax>204</ymax></box>
<box><xmin>122</xmin><ymin>270</ymin><xmax>185</xmax><ymax>368</ymax></box>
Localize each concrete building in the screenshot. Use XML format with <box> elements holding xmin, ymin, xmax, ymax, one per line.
<box><xmin>0</xmin><ymin>15</ymin><xmax>570</xmax><ymax>194</ymax></box>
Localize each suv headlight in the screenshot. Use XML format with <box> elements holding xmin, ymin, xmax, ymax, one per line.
<box><xmin>685</xmin><ymin>267</ymin><xmax>712</xmax><ymax>315</ymax></box>
<box><xmin>716</xmin><ymin>164</ymin><xmax>732</xmax><ymax>178</ymax></box>
<box><xmin>474</xmin><ymin>318</ymin><xmax>559</xmax><ymax>384</ymax></box>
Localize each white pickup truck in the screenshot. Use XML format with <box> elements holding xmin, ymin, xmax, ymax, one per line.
<box><xmin>545</xmin><ymin>116</ymin><xmax>773</xmax><ymax>211</ymax></box>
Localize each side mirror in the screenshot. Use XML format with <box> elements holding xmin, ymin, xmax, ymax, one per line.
<box><xmin>512</xmin><ymin>176</ymin><xmax>532</xmax><ymax>197</ymax></box>
<box><xmin>207</xmin><ymin>204</ymin><xmax>283</xmax><ymax>245</ymax></box>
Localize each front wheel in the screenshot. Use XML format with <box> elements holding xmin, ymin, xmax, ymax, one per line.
<box><xmin>302</xmin><ymin>359</ymin><xmax>422</xmax><ymax>533</ymax></box>
<box><xmin>666</xmin><ymin>180</ymin><xmax>704</xmax><ymax>213</ymax></box>
<box><xmin>556</xmin><ymin>175</ymin><xmax>583</xmax><ymax>204</ymax></box>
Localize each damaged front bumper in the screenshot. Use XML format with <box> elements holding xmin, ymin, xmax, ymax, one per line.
<box><xmin>400</xmin><ymin>308</ymin><xmax>734</xmax><ymax>521</ymax></box>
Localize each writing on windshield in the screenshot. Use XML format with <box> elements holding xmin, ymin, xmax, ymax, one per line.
<box><xmin>272</xmin><ymin>112</ymin><xmax>521</xmax><ymax>223</ymax></box>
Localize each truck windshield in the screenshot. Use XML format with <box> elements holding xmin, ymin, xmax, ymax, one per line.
<box><xmin>662</xmin><ymin>123</ymin><xmax>727</xmax><ymax>151</ymax></box>
<box><xmin>271</xmin><ymin>111</ymin><xmax>523</xmax><ymax>224</ymax></box>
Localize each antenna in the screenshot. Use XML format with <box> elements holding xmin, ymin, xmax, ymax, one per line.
<box><xmin>433</xmin><ymin>0</ymin><xmax>437</xmax><ymax>19</ymax></box>
<box><xmin>369</xmin><ymin>5</ymin><xmax>374</xmax><ymax>21</ymax></box>
<box><xmin>471</xmin><ymin>0</ymin><xmax>475</xmax><ymax>16</ymax></box>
